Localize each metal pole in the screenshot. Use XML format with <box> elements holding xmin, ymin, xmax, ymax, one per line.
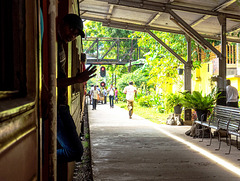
<box><xmin>47</xmin><ymin>0</ymin><xmax>57</xmax><ymax>180</ymax></box>
<box><xmin>112</xmin><ymin>73</ymin><xmax>114</xmax><ymax>84</ymax></box>
<box><xmin>117</xmin><ymin>38</ymin><xmax>119</xmax><ymax>61</ymax></box>
<box><xmin>97</xmin><ymin>38</ymin><xmax>99</xmax><ymax>61</ymax></box>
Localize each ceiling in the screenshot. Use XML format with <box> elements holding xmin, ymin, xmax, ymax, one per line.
<box><xmin>80</xmin><ymin>0</ymin><xmax>240</xmax><ymax>43</ymax></box>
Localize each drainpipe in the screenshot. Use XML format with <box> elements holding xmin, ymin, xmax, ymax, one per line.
<box><xmin>47</xmin><ymin>0</ymin><xmax>57</xmax><ymax>180</ymax></box>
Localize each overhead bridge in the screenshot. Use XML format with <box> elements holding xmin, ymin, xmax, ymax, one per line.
<box><xmin>83</xmin><ymin>37</ymin><xmax>144</xmax><ymax>65</ymax></box>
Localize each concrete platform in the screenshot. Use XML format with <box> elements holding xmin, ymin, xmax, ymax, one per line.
<box><xmin>88</xmin><ymin>103</ymin><xmax>240</xmax><ymax>181</ymax></box>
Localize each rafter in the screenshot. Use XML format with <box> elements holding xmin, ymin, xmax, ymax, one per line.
<box><xmin>191</xmin><ymin>0</ymin><xmax>237</xmax><ymax>27</ymax></box>
<box><xmin>107</xmin><ymin>5</ymin><xmax>114</xmax><ymax>19</ymax></box>
<box><xmin>146</xmin><ymin>12</ymin><xmax>162</xmax><ymax>25</ymax></box>
<box><xmin>82</xmin><ymin>16</ymin><xmax>240</xmax><ymax>43</ymax></box>
<box><xmin>98</xmin><ymin>0</ymin><xmax>240</xmax><ymax>20</ymax></box>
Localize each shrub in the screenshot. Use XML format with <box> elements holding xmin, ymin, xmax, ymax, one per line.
<box><xmin>181</xmin><ymin>88</ymin><xmax>219</xmax><ymax>111</ymax></box>
<box><xmin>118</xmin><ymin>91</ymin><xmax>126</xmax><ymax>102</ymax></box>
<box><xmin>165</xmin><ymin>93</ymin><xmax>183</xmax><ymax>112</ymax></box>
<box><xmin>138</xmin><ymin>95</ymin><xmax>153</xmax><ymax>107</ymax></box>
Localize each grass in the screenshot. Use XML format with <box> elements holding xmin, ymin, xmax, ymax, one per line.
<box><xmin>82</xmin><ymin>141</ymin><xmax>89</xmax><ymax>148</ymax></box>
<box><xmin>115</xmin><ymin>101</ymin><xmax>169</xmax><ymax>124</ymax></box>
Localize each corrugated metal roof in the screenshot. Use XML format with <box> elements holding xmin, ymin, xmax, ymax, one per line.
<box><xmin>80</xmin><ymin>0</ymin><xmax>240</xmax><ymax>43</ymax></box>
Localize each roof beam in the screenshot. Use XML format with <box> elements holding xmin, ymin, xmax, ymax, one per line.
<box><xmin>107</xmin><ymin>5</ymin><xmax>114</xmax><ymax>19</ymax></box>
<box><xmin>82</xmin><ymin>16</ymin><xmax>183</xmax><ymax>34</ymax></box>
<box><xmin>99</xmin><ymin>0</ymin><xmax>240</xmax><ymax>20</ymax></box>
<box><xmin>146</xmin><ymin>12</ymin><xmax>162</xmax><ymax>25</ymax></box>
<box><xmin>146</xmin><ymin>30</ymin><xmax>186</xmax><ymax>64</ymax></box>
<box><xmin>191</xmin><ymin>0</ymin><xmax>237</xmax><ymax>27</ymax></box>
<box><xmin>80</xmin><ymin>9</ymin><xmax>112</xmax><ymax>16</ymax></box>
<box><xmin>82</xmin><ymin>16</ymin><xmax>240</xmax><ymax>43</ymax></box>
<box><xmin>87</xmin><ymin>59</ymin><xmax>128</xmax><ymax>65</ymax></box>
<box><xmin>168</xmin><ymin>9</ymin><xmax>221</xmax><ymax>57</ymax></box>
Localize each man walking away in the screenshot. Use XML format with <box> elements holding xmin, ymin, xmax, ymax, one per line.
<box><xmin>226</xmin><ymin>79</ymin><xmax>239</xmax><ymax>108</ymax></box>
<box><xmin>103</xmin><ymin>87</ymin><xmax>107</xmax><ymax>104</ymax></box>
<box><xmin>123</xmin><ymin>81</ymin><xmax>137</xmax><ymax>119</ymax></box>
<box><xmin>108</xmin><ymin>84</ymin><xmax>115</xmax><ymax>108</ymax></box>
<box><xmin>90</xmin><ymin>84</ymin><xmax>94</xmax><ymax>105</ymax></box>
<box><xmin>92</xmin><ymin>85</ymin><xmax>98</xmax><ymax>110</ymax></box>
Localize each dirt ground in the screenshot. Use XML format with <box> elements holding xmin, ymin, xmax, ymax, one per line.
<box><xmin>72</xmin><ymin>110</ymin><xmax>93</xmax><ymax>181</ymax></box>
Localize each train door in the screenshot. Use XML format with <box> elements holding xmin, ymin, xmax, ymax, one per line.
<box><xmin>0</xmin><ymin>0</ymin><xmax>40</xmax><ymax>180</ymax></box>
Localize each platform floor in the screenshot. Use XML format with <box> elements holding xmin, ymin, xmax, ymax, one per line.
<box><xmin>88</xmin><ymin>103</ymin><xmax>240</xmax><ymax>181</ymax></box>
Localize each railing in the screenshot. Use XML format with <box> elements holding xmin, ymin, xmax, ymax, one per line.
<box><xmin>209</xmin><ymin>44</ymin><xmax>237</xmax><ymax>66</ymax></box>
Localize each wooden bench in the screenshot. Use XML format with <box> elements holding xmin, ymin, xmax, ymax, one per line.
<box><xmin>194</xmin><ymin>105</ymin><xmax>240</xmax><ymax>153</ymax></box>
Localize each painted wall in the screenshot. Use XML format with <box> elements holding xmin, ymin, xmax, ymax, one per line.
<box><xmin>192</xmin><ymin>43</ymin><xmax>240</xmax><ymax>96</ymax></box>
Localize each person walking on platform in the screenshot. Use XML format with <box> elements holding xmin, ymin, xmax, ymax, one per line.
<box><xmin>92</xmin><ymin>85</ymin><xmax>99</xmax><ymax>110</ymax></box>
<box><xmin>226</xmin><ymin>79</ymin><xmax>239</xmax><ymax>108</ymax></box>
<box><xmin>103</xmin><ymin>87</ymin><xmax>107</xmax><ymax>104</ymax></box>
<box><xmin>90</xmin><ymin>84</ymin><xmax>94</xmax><ymax>105</ymax></box>
<box><xmin>123</xmin><ymin>81</ymin><xmax>137</xmax><ymax>119</ymax></box>
<box><xmin>115</xmin><ymin>88</ymin><xmax>118</xmax><ymax>103</ymax></box>
<box><xmin>108</xmin><ymin>84</ymin><xmax>115</xmax><ymax>108</ymax></box>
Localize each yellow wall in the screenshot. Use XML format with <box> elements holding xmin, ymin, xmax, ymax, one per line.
<box><xmin>192</xmin><ymin>62</ymin><xmax>216</xmax><ymax>95</ymax></box>
<box><xmin>192</xmin><ymin>62</ymin><xmax>240</xmax><ymax>95</ymax></box>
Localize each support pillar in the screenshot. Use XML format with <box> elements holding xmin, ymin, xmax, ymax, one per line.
<box><xmin>184</xmin><ymin>35</ymin><xmax>192</xmax><ymax>124</ymax></box>
<box><xmin>217</xmin><ymin>14</ymin><xmax>227</xmax><ymax>105</ymax></box>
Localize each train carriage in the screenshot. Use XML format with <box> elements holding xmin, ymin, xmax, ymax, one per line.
<box><xmin>0</xmin><ymin>0</ymin><xmax>86</xmax><ymax>180</ymax></box>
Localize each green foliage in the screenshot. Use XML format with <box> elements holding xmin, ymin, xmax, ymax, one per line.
<box><xmin>181</xmin><ymin>88</ymin><xmax>219</xmax><ymax>111</ymax></box>
<box><xmin>118</xmin><ymin>91</ymin><xmax>126</xmax><ymax>102</ymax></box>
<box><xmin>138</xmin><ymin>95</ymin><xmax>153</xmax><ymax>107</ymax></box>
<box><xmin>117</xmin><ymin>68</ymin><xmax>151</xmax><ymax>91</ymax></box>
<box><xmin>149</xmin><ymin>93</ymin><xmax>165</xmax><ymax>113</ymax></box>
<box><xmin>165</xmin><ymin>93</ymin><xmax>183</xmax><ymax>112</ymax></box>
<box><xmin>83</xmin><ymin>21</ymin><xmax>137</xmax><ymax>61</ymax></box>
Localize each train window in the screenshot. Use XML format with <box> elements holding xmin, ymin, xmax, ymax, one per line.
<box><xmin>0</xmin><ymin>0</ymin><xmax>37</xmax><ymax>116</ymax></box>
<box><xmin>0</xmin><ymin>1</ymin><xmax>26</xmax><ymax>99</ymax></box>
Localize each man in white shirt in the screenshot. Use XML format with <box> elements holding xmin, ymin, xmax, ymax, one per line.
<box><xmin>90</xmin><ymin>85</ymin><xmax>94</xmax><ymax>105</ymax></box>
<box><xmin>226</xmin><ymin>79</ymin><xmax>239</xmax><ymax>108</ymax></box>
<box><xmin>123</xmin><ymin>81</ymin><xmax>137</xmax><ymax>119</ymax></box>
<box><xmin>103</xmin><ymin>88</ymin><xmax>107</xmax><ymax>104</ymax></box>
<box><xmin>108</xmin><ymin>84</ymin><xmax>115</xmax><ymax>108</ymax></box>
<box><xmin>92</xmin><ymin>85</ymin><xmax>99</xmax><ymax>110</ymax></box>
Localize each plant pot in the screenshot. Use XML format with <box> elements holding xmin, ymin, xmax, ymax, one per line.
<box><xmin>196</xmin><ymin>109</ymin><xmax>208</xmax><ymax>122</ymax></box>
<box><xmin>177</xmin><ymin>68</ymin><xmax>184</xmax><ymax>75</ymax></box>
<box><xmin>174</xmin><ymin>105</ymin><xmax>182</xmax><ymax>114</ymax></box>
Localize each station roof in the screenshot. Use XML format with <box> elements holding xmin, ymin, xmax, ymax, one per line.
<box><xmin>80</xmin><ymin>0</ymin><xmax>240</xmax><ymax>43</ymax></box>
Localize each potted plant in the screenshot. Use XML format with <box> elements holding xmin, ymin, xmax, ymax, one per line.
<box><xmin>165</xmin><ymin>93</ymin><xmax>183</xmax><ymax>114</ymax></box>
<box><xmin>181</xmin><ymin>88</ymin><xmax>219</xmax><ymax>121</ymax></box>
